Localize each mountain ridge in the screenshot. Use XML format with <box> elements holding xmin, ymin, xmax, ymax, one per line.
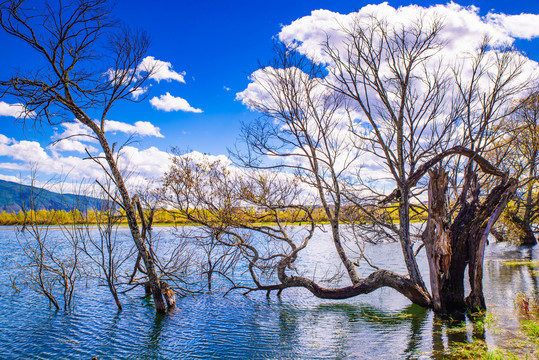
<box><xmin>0</xmin><ymin>179</ymin><xmax>104</xmax><ymax>213</ymax></box>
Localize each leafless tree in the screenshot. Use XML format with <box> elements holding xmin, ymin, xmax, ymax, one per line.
<box><xmin>72</xmin><ymin>181</ymin><xmax>134</xmax><ymax>311</ymax></box>
<box><xmin>0</xmin><ymin>0</ymin><xmax>170</xmax><ymax>312</ymax></box>
<box><xmin>326</xmin><ymin>14</ymin><xmax>529</xmax><ymax>313</ymax></box>
<box><xmin>176</xmin><ymin>13</ymin><xmax>531</xmax><ymax>315</ymax></box>
<box><xmin>490</xmin><ymin>90</ymin><xmax>539</xmax><ymax>246</ymax></box>
<box><xmin>16</xmin><ymin>173</ymin><xmax>82</xmax><ymax>310</ymax></box>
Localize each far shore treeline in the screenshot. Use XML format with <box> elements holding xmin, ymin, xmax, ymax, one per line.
<box><xmin>0</xmin><ymin>205</ymin><xmax>429</xmax><ymax>226</ymax></box>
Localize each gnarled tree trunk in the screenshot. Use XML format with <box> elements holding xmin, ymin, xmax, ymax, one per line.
<box><xmin>423</xmin><ymin>167</ymin><xmax>517</xmax><ymax>314</ymax></box>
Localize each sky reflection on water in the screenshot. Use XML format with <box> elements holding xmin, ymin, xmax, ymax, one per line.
<box><xmin>0</xmin><ymin>227</ymin><xmax>537</xmax><ymax>359</ymax></box>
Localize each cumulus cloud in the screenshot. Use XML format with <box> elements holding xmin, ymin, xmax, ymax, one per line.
<box><xmin>487</xmin><ymin>12</ymin><xmax>539</xmax><ymax>40</ymax></box>
<box><xmin>138</xmin><ymin>56</ymin><xmax>186</xmax><ymax>83</ymax></box>
<box><xmin>131</xmin><ymin>86</ymin><xmax>149</xmax><ymax>100</ymax></box>
<box><xmin>0</xmin><ymin>101</ymin><xmax>32</xmax><ymax>118</ymax></box>
<box><xmin>48</xmin><ymin>139</ymin><xmax>97</xmax><ymax>154</ymax></box>
<box><xmin>104</xmin><ymin>120</ymin><xmax>164</xmax><ymax>137</ymax></box>
<box><xmin>237</xmin><ymin>3</ymin><xmax>539</xmax><ymax>189</ymax></box>
<box><xmin>0</xmin><ymin>132</ymin><xmax>190</xmax><ymax>184</ymax></box>
<box><xmin>150</xmin><ymin>92</ymin><xmax>203</xmax><ymax>113</ymax></box>
<box><xmin>278</xmin><ymin>3</ymin><xmax>539</xmax><ymax>64</ymax></box>
<box><xmin>50</xmin><ymin>120</ymin><xmax>163</xmax><ymax>153</ymax></box>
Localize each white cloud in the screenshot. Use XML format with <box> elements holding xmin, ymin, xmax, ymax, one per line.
<box><xmin>237</xmin><ymin>3</ymin><xmax>539</xmax><ymax>191</ymax></box>
<box><xmin>0</xmin><ymin>138</ymin><xmax>49</xmax><ymax>162</ymax></box>
<box><xmin>0</xmin><ymin>174</ymin><xmax>25</xmax><ymax>183</ymax></box>
<box><xmin>53</xmin><ymin>122</ymin><xmax>94</xmax><ymax>139</ymax></box>
<box><xmin>50</xmin><ymin>120</ymin><xmax>164</xmax><ymax>152</ymax></box>
<box><xmin>278</xmin><ymin>4</ymin><xmax>539</xmax><ymax>65</ymax></box>
<box><xmin>487</xmin><ymin>12</ymin><xmax>539</xmax><ymax>40</ymax></box>
<box><xmin>0</xmin><ymin>132</ymin><xmax>176</xmax><ymax>183</ymax></box>
<box><xmin>48</xmin><ymin>139</ymin><xmax>97</xmax><ymax>154</ymax></box>
<box><xmin>223</xmin><ymin>86</ymin><xmax>231</xmax><ymax>91</ymax></box>
<box><xmin>131</xmin><ymin>86</ymin><xmax>149</xmax><ymax>100</ymax></box>
<box><xmin>150</xmin><ymin>92</ymin><xmax>203</xmax><ymax>113</ymax></box>
<box><xmin>138</xmin><ymin>56</ymin><xmax>186</xmax><ymax>83</ymax></box>
<box><xmin>104</xmin><ymin>120</ymin><xmax>164</xmax><ymax>138</ymax></box>
<box><xmin>0</xmin><ymin>101</ymin><xmax>31</xmax><ymax>118</ymax></box>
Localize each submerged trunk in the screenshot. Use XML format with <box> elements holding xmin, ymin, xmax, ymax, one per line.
<box><xmin>423</xmin><ymin>167</ymin><xmax>517</xmax><ymax>314</ymax></box>
<box><xmin>90</xmin><ymin>121</ymin><xmax>167</xmax><ymax>314</ymax></box>
<box><xmin>510</xmin><ymin>214</ymin><xmax>537</xmax><ymax>246</ymax></box>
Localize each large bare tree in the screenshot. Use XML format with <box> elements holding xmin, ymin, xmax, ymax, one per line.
<box><xmin>168</xmin><ymin>14</ymin><xmax>530</xmax><ymax>315</ymax></box>
<box><xmin>325</xmin><ymin>16</ymin><xmax>528</xmax><ymax>313</ymax></box>
<box><xmin>0</xmin><ymin>0</ymin><xmax>172</xmax><ymax>313</ymax></box>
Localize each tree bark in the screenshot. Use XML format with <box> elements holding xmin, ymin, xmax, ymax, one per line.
<box><xmin>87</xmin><ymin>119</ymin><xmax>167</xmax><ymax>313</ymax></box>
<box><xmin>511</xmin><ymin>214</ymin><xmax>537</xmax><ymax>246</ymax></box>
<box><xmin>399</xmin><ymin>187</ymin><xmax>427</xmax><ymax>290</ymax></box>
<box><xmin>423</xmin><ymin>167</ymin><xmax>518</xmax><ymax>314</ymax></box>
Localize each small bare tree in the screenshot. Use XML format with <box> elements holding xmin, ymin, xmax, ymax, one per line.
<box><xmin>16</xmin><ymin>174</ymin><xmax>82</xmax><ymax>311</ymax></box>
<box><xmin>73</xmin><ymin>181</ymin><xmax>134</xmax><ymax>311</ymax></box>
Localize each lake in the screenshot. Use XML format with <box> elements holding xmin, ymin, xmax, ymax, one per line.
<box><xmin>0</xmin><ymin>226</ymin><xmax>537</xmax><ymax>359</ymax></box>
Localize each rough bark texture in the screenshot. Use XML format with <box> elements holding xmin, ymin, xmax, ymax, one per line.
<box><xmin>423</xmin><ymin>167</ymin><xmax>518</xmax><ymax>314</ymax></box>
<box><xmin>399</xmin><ymin>188</ymin><xmax>427</xmax><ymax>290</ymax></box>
<box><xmin>161</xmin><ymin>281</ymin><xmax>176</xmax><ymax>309</ymax></box>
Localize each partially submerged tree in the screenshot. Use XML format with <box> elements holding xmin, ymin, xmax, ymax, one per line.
<box><xmin>169</xmin><ymin>13</ymin><xmax>530</xmax><ymax>315</ymax></box>
<box><xmin>16</xmin><ymin>174</ymin><xmax>82</xmax><ymax>311</ymax></box>
<box><xmin>323</xmin><ymin>13</ymin><xmax>528</xmax><ymax>313</ymax></box>
<box><xmin>0</xmin><ymin>0</ymin><xmax>171</xmax><ymax>312</ymax></box>
<box><xmin>492</xmin><ymin>92</ymin><xmax>539</xmax><ymax>246</ymax></box>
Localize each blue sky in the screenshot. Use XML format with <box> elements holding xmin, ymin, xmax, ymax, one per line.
<box><xmin>0</xmin><ymin>0</ymin><xmax>539</xmax><ymax>185</ymax></box>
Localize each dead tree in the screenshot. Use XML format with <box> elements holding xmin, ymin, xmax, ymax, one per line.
<box><xmin>325</xmin><ymin>14</ymin><xmax>530</xmax><ymax>314</ymax></box>
<box><xmin>0</xmin><ymin>0</ymin><xmax>169</xmax><ymax>312</ymax></box>
<box><xmin>163</xmin><ymin>154</ymin><xmax>432</xmax><ymax>307</ymax></box>
<box><xmin>16</xmin><ymin>173</ymin><xmax>82</xmax><ymax>311</ymax></box>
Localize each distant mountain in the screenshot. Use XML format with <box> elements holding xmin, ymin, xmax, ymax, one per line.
<box><xmin>0</xmin><ymin>179</ymin><xmax>105</xmax><ymax>213</ymax></box>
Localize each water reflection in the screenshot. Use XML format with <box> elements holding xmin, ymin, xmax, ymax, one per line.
<box><xmin>0</xmin><ymin>227</ymin><xmax>538</xmax><ymax>359</ymax></box>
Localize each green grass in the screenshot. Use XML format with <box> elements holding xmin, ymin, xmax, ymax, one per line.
<box><xmin>447</xmin><ymin>342</ymin><xmax>520</xmax><ymax>360</ymax></box>
<box><xmin>521</xmin><ymin>320</ymin><xmax>539</xmax><ymax>342</ymax></box>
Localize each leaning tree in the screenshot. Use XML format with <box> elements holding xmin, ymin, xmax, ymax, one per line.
<box><xmin>0</xmin><ymin>0</ymin><xmax>173</xmax><ymax>313</ymax></box>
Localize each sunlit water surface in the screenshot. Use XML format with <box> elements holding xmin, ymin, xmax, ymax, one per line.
<box><xmin>0</xmin><ymin>226</ymin><xmax>537</xmax><ymax>359</ymax></box>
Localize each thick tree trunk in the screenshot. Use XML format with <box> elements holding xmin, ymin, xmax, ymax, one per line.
<box><xmin>423</xmin><ymin>167</ymin><xmax>470</xmax><ymax>313</ymax></box>
<box><xmin>423</xmin><ymin>167</ymin><xmax>517</xmax><ymax>314</ymax></box>
<box><xmin>161</xmin><ymin>281</ymin><xmax>176</xmax><ymax>309</ymax></box>
<box><xmin>511</xmin><ymin>214</ymin><xmax>537</xmax><ymax>246</ymax></box>
<box><xmin>465</xmin><ymin>177</ymin><xmax>518</xmax><ymax>310</ymax></box>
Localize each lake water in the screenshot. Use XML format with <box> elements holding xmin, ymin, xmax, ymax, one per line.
<box><xmin>0</xmin><ymin>226</ymin><xmax>537</xmax><ymax>359</ymax></box>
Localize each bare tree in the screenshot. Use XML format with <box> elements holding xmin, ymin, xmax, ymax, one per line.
<box><xmin>0</xmin><ymin>0</ymin><xmax>169</xmax><ymax>312</ymax></box>
<box><xmin>235</xmin><ymin>44</ymin><xmax>375</xmax><ymax>288</ymax></box>
<box><xmin>325</xmin><ymin>14</ymin><xmax>452</xmax><ymax>293</ymax></box>
<box><xmin>325</xmin><ymin>13</ymin><xmax>528</xmax><ymax>313</ymax></box>
<box><xmin>74</xmin><ymin>181</ymin><xmax>134</xmax><ymax>311</ymax></box>
<box><xmin>210</xmin><ymin>13</ymin><xmax>530</xmax><ymax>315</ymax></box>
<box><xmin>16</xmin><ymin>173</ymin><xmax>82</xmax><ymax>310</ymax></box>
<box><xmin>163</xmin><ymin>153</ymin><xmax>432</xmax><ymax>305</ymax></box>
<box><xmin>491</xmin><ymin>91</ymin><xmax>539</xmax><ymax>246</ymax></box>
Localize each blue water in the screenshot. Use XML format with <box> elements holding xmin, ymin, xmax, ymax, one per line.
<box><xmin>0</xmin><ymin>226</ymin><xmax>537</xmax><ymax>359</ymax></box>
